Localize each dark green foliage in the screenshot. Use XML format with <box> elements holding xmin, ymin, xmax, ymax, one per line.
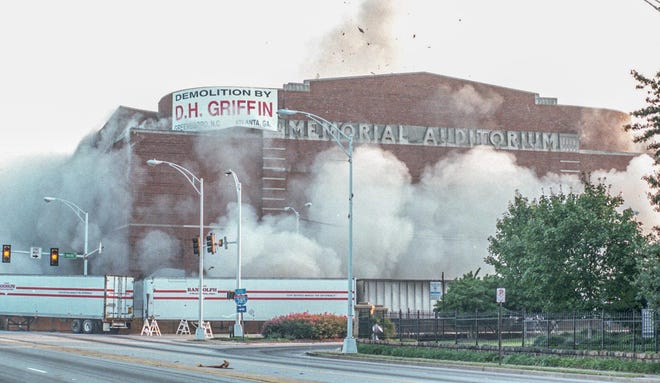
<box><xmin>435</xmin><ymin>268</ymin><xmax>502</xmax><ymax>312</ymax></box>
<box><xmin>504</xmin><ymin>353</ymin><xmax>660</xmax><ymax>374</ymax></box>
<box><xmin>486</xmin><ymin>180</ymin><xmax>647</xmax><ymax>312</ymax></box>
<box><xmin>636</xmin><ymin>242</ymin><xmax>660</xmax><ymax>309</ymax></box>
<box><xmin>358</xmin><ymin>343</ymin><xmax>499</xmax><ymax>363</ymax></box>
<box><xmin>358</xmin><ymin>344</ymin><xmax>660</xmax><ymax>374</ymax></box>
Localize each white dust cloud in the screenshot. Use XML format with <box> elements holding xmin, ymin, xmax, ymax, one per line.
<box><xmin>578</xmin><ymin>109</ymin><xmax>646</xmax><ymax>152</ymax></box>
<box><xmin>205</xmin><ymin>203</ymin><xmax>342</xmax><ymax>279</ymax></box>
<box><xmin>0</xmin><ymin>120</ymin><xmax>133</xmax><ymax>276</ymax></box>
<box><xmin>201</xmin><ymin>144</ymin><xmax>657</xmax><ymax>281</ymax></box>
<box><xmin>134</xmin><ymin>230</ymin><xmax>180</xmax><ymax>274</ymax></box>
<box><xmin>308</xmin><ymin>147</ymin><xmax>415</xmax><ymax>277</ymax></box>
<box><xmin>593</xmin><ymin>154</ymin><xmax>659</xmax><ymax>233</ymax></box>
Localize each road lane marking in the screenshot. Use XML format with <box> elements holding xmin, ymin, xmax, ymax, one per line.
<box><xmin>27</xmin><ymin>367</ymin><xmax>47</xmax><ymax>374</ymax></box>
<box><xmin>5</xmin><ymin>338</ymin><xmax>315</xmax><ymax>383</ymax></box>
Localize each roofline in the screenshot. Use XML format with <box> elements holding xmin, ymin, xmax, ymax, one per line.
<box><xmin>290</xmin><ymin>71</ymin><xmax>537</xmax><ymax>96</ymax></box>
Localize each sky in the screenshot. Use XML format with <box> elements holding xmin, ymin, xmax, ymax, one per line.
<box><xmin>0</xmin><ymin>0</ymin><xmax>658</xmax><ymax>163</ymax></box>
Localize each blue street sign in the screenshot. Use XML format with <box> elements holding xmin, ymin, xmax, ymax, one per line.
<box><xmin>234</xmin><ymin>288</ymin><xmax>248</xmax><ymax>305</ymax></box>
<box><xmin>237</xmin><ymin>305</ymin><xmax>247</xmax><ymax>313</ymax></box>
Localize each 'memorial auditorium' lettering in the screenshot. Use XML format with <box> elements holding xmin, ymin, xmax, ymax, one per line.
<box><xmin>273</xmin><ymin>119</ymin><xmax>580</xmax><ymax>152</ymax></box>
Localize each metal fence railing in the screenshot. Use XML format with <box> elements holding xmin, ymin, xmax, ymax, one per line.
<box><xmin>373</xmin><ymin>309</ymin><xmax>658</xmax><ymax>353</ymax></box>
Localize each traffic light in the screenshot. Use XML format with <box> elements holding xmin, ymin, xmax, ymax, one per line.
<box><xmin>50</xmin><ymin>248</ymin><xmax>59</xmax><ymax>266</ymax></box>
<box><xmin>226</xmin><ymin>290</ymin><xmax>235</xmax><ymax>300</ymax></box>
<box><xmin>206</xmin><ymin>233</ymin><xmax>216</xmax><ymax>254</ymax></box>
<box><xmin>222</xmin><ymin>236</ymin><xmax>228</xmax><ymax>250</ymax></box>
<box><xmin>2</xmin><ymin>244</ymin><xmax>10</xmax><ymax>263</ymax></box>
<box><xmin>192</xmin><ymin>236</ymin><xmax>200</xmax><ymax>256</ymax></box>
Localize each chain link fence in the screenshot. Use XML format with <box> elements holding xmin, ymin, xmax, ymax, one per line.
<box><xmin>368</xmin><ymin>309</ymin><xmax>658</xmax><ymax>353</ymax></box>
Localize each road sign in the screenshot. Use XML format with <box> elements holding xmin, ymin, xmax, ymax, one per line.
<box><xmin>237</xmin><ymin>305</ymin><xmax>247</xmax><ymax>313</ymax></box>
<box><xmin>430</xmin><ymin>281</ymin><xmax>442</xmax><ymax>300</ymax></box>
<box><xmin>30</xmin><ymin>247</ymin><xmax>42</xmax><ymax>259</ymax></box>
<box><xmin>62</xmin><ymin>252</ymin><xmax>78</xmax><ymax>259</ymax></box>
<box><xmin>234</xmin><ymin>288</ymin><xmax>248</xmax><ymax>305</ymax></box>
<box><xmin>496</xmin><ymin>288</ymin><xmax>506</xmax><ymax>303</ymax></box>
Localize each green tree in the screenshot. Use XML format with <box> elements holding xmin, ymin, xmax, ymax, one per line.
<box><xmin>485</xmin><ymin>180</ymin><xmax>647</xmax><ymax>312</ymax></box>
<box><xmin>624</xmin><ymin>70</ymin><xmax>660</xmax><ymax>209</ymax></box>
<box><xmin>435</xmin><ymin>268</ymin><xmax>501</xmax><ymax>313</ymax></box>
<box><xmin>636</xmin><ymin>241</ymin><xmax>660</xmax><ymax>309</ymax></box>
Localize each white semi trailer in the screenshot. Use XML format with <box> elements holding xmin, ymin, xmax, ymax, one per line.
<box><xmin>138</xmin><ymin>277</ymin><xmax>350</xmax><ymax>321</ymax></box>
<box><xmin>0</xmin><ymin>274</ymin><xmax>134</xmax><ymax>333</ymax></box>
<box><xmin>0</xmin><ymin>275</ymin><xmax>441</xmax><ymax>335</ymax></box>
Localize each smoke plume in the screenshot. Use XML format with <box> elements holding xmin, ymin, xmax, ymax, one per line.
<box><xmin>199</xmin><ymin>144</ymin><xmax>657</xmax><ymax>281</ymax></box>
<box><xmin>307</xmin><ymin>0</ymin><xmax>400</xmax><ymax>77</ymax></box>
<box><xmin>0</xmin><ymin>118</ymin><xmax>132</xmax><ymax>275</ymax></box>
<box><xmin>578</xmin><ymin>109</ymin><xmax>646</xmax><ymax>152</ymax></box>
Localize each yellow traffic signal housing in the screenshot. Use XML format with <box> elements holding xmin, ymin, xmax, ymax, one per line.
<box><xmin>192</xmin><ymin>237</ymin><xmax>200</xmax><ymax>256</ymax></box>
<box><xmin>206</xmin><ymin>233</ymin><xmax>217</xmax><ymax>254</ymax></box>
<box><xmin>2</xmin><ymin>244</ymin><xmax>10</xmax><ymax>263</ymax></box>
<box><xmin>50</xmin><ymin>248</ymin><xmax>59</xmax><ymax>266</ymax></box>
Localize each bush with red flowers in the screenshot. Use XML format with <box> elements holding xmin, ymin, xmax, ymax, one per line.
<box><xmin>261</xmin><ymin>312</ymin><xmax>347</xmax><ymax>340</ymax></box>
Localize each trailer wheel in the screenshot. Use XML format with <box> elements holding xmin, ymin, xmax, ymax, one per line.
<box><xmin>82</xmin><ymin>319</ymin><xmax>96</xmax><ymax>334</ymax></box>
<box><xmin>71</xmin><ymin>319</ymin><xmax>82</xmax><ymax>333</ymax></box>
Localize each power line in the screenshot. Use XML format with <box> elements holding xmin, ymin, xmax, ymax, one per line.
<box><xmin>643</xmin><ymin>0</ymin><xmax>660</xmax><ymax>11</ymax></box>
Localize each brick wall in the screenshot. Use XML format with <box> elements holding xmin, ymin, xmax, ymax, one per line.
<box><xmin>115</xmin><ymin>73</ymin><xmax>638</xmax><ymax>276</ymax></box>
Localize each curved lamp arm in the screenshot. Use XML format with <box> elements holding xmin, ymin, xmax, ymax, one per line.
<box><xmin>147</xmin><ymin>159</ymin><xmax>202</xmax><ymax>195</ymax></box>
<box><xmin>43</xmin><ymin>197</ymin><xmax>87</xmax><ymax>223</ymax></box>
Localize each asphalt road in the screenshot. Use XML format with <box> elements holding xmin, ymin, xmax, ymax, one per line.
<box><xmin>0</xmin><ymin>331</ymin><xmax>657</xmax><ymax>383</ymax></box>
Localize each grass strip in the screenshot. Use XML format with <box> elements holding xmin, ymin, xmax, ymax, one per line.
<box><xmin>358</xmin><ymin>343</ymin><xmax>660</xmax><ymax>375</ymax></box>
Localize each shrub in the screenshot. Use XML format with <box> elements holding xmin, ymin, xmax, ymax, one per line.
<box><xmin>358</xmin><ymin>344</ymin><xmax>660</xmax><ymax>374</ymax></box>
<box><xmin>261</xmin><ymin>312</ymin><xmax>346</xmax><ymax>340</ymax></box>
<box><xmin>358</xmin><ymin>344</ymin><xmax>499</xmax><ymax>363</ymax></box>
<box><xmin>532</xmin><ymin>334</ymin><xmax>569</xmax><ymax>348</ymax></box>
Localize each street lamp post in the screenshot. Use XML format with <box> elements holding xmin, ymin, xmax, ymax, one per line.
<box><xmin>277</xmin><ymin>109</ymin><xmax>357</xmax><ymax>353</ymax></box>
<box><xmin>283</xmin><ymin>206</ymin><xmax>300</xmax><ymax>234</ymax></box>
<box><xmin>224</xmin><ymin>169</ymin><xmax>243</xmax><ymax>337</ymax></box>
<box><xmin>284</xmin><ymin>202</ymin><xmax>312</xmax><ymax>234</ymax></box>
<box><xmin>147</xmin><ymin>159</ymin><xmax>207</xmax><ymax>340</ymax></box>
<box><xmin>43</xmin><ymin>197</ymin><xmax>89</xmax><ymax>276</ymax></box>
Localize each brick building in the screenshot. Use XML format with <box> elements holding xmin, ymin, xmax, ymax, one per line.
<box><xmin>98</xmin><ymin>72</ymin><xmax>639</xmax><ymax>277</ymax></box>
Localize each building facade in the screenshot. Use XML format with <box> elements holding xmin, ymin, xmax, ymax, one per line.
<box><xmin>98</xmin><ymin>72</ymin><xmax>639</xmax><ymax>277</ymax></box>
